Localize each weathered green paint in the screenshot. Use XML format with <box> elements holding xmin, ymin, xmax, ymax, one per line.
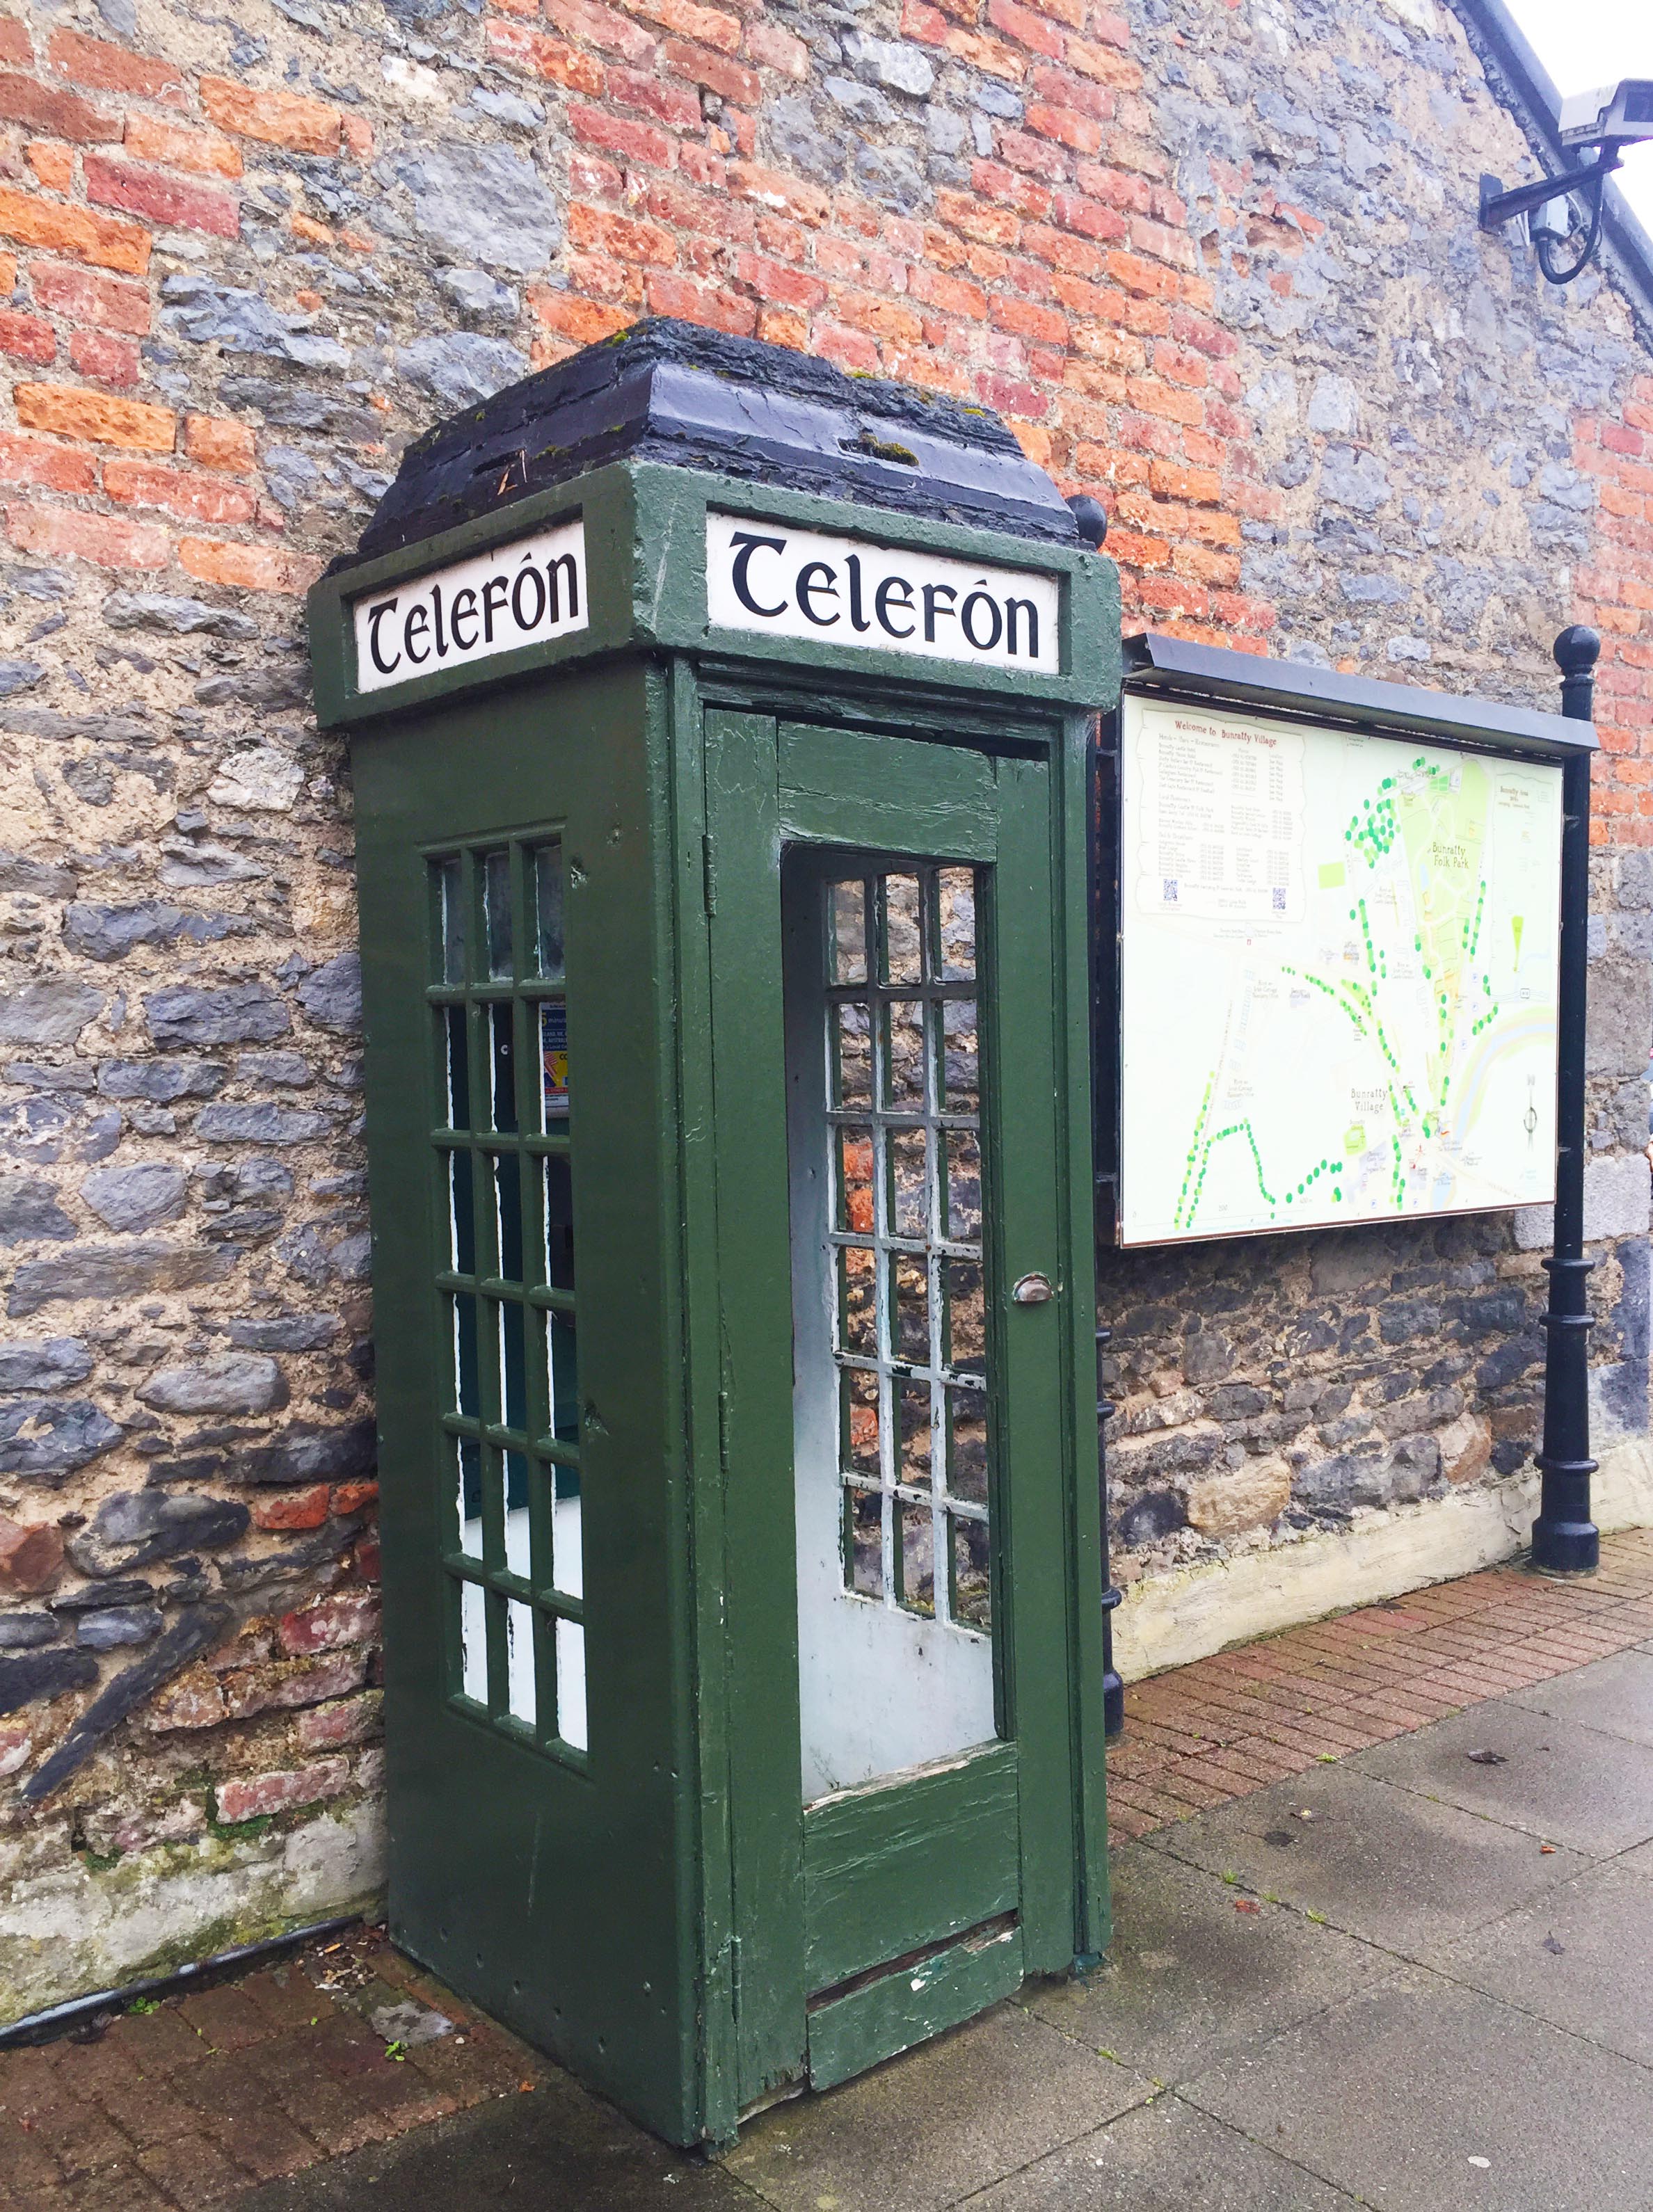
<box><xmin>802</xmin><ymin>1747</ymin><xmax>1019</xmax><ymax>1992</ymax></box>
<box><xmin>805</xmin><ymin>1921</ymin><xmax>1026</xmax><ymax>2092</ymax></box>
<box><xmin>310</xmin><ymin>452</ymin><xmax>1118</xmax><ymax>2147</ymax></box>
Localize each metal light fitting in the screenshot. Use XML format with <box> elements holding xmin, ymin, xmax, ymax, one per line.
<box><xmin>1479</xmin><ymin>77</ymin><xmax>1653</xmax><ymax>286</ymax></box>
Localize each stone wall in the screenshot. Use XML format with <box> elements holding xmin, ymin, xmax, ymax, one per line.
<box><xmin>0</xmin><ymin>0</ymin><xmax>1645</xmax><ymax>2017</ymax></box>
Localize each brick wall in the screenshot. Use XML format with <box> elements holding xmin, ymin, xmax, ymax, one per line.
<box><xmin>0</xmin><ymin>0</ymin><xmax>1645</xmax><ymax>2019</ymax></box>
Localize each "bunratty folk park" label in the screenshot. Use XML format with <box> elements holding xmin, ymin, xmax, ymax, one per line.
<box><xmin>705</xmin><ymin>513</ymin><xmax>1061</xmax><ymax>675</ymax></box>
<box><xmin>352</xmin><ymin>519</ymin><xmax>589</xmax><ymax>694</ymax></box>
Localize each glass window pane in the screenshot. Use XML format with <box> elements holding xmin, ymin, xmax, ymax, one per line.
<box><xmin>450</xmin><ymin>1291</ymin><xmax>479</xmax><ymax>1418</ymax></box>
<box><xmin>945</xmin><ymin>1384</ymin><xmax>989</xmax><ymax>1504</ymax></box>
<box><xmin>493</xmin><ymin>1153</ymin><xmax>522</xmax><ymax>1283</ymax></box>
<box><xmin>937</xmin><ymin>867</ymin><xmax>976</xmax><ymax>981</ymax></box>
<box><xmin>438</xmin><ymin>857</ymin><xmax>465</xmax><ymax>986</ymax></box>
<box><xmin>897</xmin><ymin>1498</ymin><xmax>935</xmax><ymax>1616</ymax></box>
<box><xmin>444</xmin><ymin>1007</ymin><xmax>470</xmax><ymax>1130</ymax></box>
<box><xmin>829</xmin><ymin>879</ymin><xmax>868</xmax><ymax>984</ymax></box>
<box><xmin>943</xmin><ymin>1000</ymin><xmax>979</xmax><ymax>1116</ymax></box>
<box><xmin>533</xmin><ymin>841</ymin><xmax>565</xmax><ymax>980</ymax></box>
<box><xmin>449</xmin><ymin>1149</ymin><xmax>474</xmax><ymax>1276</ymax></box>
<box><xmin>551</xmin><ymin>1460</ymin><xmax>582</xmax><ymax>1597</ymax></box>
<box><xmin>833</xmin><ymin>1125</ymin><xmax>875</xmax><ymax>1235</ymax></box>
<box><xmin>950</xmin><ymin>1514</ymin><xmax>990</xmax><ymax>1632</ymax></box>
<box><xmin>499</xmin><ymin>1300</ymin><xmax>527</xmax><ymax>1433</ymax></box>
<box><xmin>887</xmin><ymin>1126</ymin><xmax>927</xmax><ymax>1240</ymax></box>
<box><xmin>836</xmin><ymin>1247</ymin><xmax>877</xmax><ymax>1359</ymax></box>
<box><xmin>548</xmin><ymin>1311</ymin><xmax>580</xmax><ymax>1446</ymax></box>
<box><xmin>841</xmin><ymin>1366</ymin><xmax>880</xmax><ymax>1478</ymax></box>
<box><xmin>456</xmin><ymin>1436</ymin><xmax>483</xmax><ymax>1557</ymax></box>
<box><xmin>543</xmin><ymin>1155</ymin><xmax>575</xmax><ymax>1290</ymax></box>
<box><xmin>831</xmin><ymin>1002</ymin><xmax>871</xmax><ymax>1109</ymax></box>
<box><xmin>540</xmin><ymin>1002</ymin><xmax>570</xmax><ymax>1125</ymax></box>
<box><xmin>881</xmin><ymin>1001</ymin><xmax>927</xmax><ymax>1113</ymax></box>
<box><xmin>893</xmin><ymin>1253</ymin><xmax>929</xmax><ymax>1366</ymax></box>
<box><xmin>897</xmin><ymin>1384</ymin><xmax>931</xmax><ymax>1488</ymax></box>
<box><xmin>943</xmin><ymin>1130</ymin><xmax>982</xmax><ymax>1244</ymax></box>
<box><xmin>506</xmin><ymin>1598</ymin><xmax>536</xmax><ymax>1724</ymax></box>
<box><xmin>847</xmin><ymin>1485</ymin><xmax>883</xmax><ymax>1598</ymax></box>
<box><xmin>504</xmin><ymin>1450</ymin><xmax>531</xmax><ymax>1579</ymax></box>
<box><xmin>944</xmin><ymin>1256</ymin><xmax>985</xmax><ymax>1370</ymax></box>
<box><xmin>459</xmin><ymin>1579</ymin><xmax>488</xmax><ymax>1704</ymax></box>
<box><xmin>484</xmin><ymin>849</ymin><xmax>512</xmax><ymax>980</ymax></box>
<box><xmin>557</xmin><ymin>1618</ymin><xmax>587</xmax><ymax>1750</ymax></box>
<box><xmin>881</xmin><ymin>872</ymin><xmax>922</xmax><ymax>984</ymax></box>
<box><xmin>490</xmin><ymin>1004</ymin><xmax>517</xmax><ymax>1132</ymax></box>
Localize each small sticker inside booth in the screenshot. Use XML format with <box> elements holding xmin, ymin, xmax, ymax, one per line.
<box><xmin>308</xmin><ymin>322</ymin><xmax>1120</xmax><ymax>2146</ymax></box>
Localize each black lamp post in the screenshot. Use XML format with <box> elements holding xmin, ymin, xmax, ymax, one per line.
<box><xmin>1531</xmin><ymin>625</ymin><xmax>1601</xmax><ymax>1574</ymax></box>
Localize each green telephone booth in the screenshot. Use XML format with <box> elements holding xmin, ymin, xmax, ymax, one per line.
<box><xmin>308</xmin><ymin>320</ymin><xmax>1119</xmax><ymax>2146</ymax></box>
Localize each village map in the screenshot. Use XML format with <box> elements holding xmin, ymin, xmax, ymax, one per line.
<box><xmin>1117</xmin><ymin>695</ymin><xmax>1564</xmax><ymax>1247</ymax></box>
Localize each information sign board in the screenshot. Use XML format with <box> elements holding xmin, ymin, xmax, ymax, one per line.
<box><xmin>1117</xmin><ymin>691</ymin><xmax>1564</xmax><ymax>1246</ymax></box>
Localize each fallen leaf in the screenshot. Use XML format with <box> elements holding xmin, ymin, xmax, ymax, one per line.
<box><xmin>520</xmin><ymin>2080</ymin><xmax>535</xmax><ymax>2093</ymax></box>
<box><xmin>1540</xmin><ymin>1843</ymin><xmax>1556</xmax><ymax>1854</ymax></box>
<box><xmin>1233</xmin><ymin>1898</ymin><xmax>1261</xmax><ymax>1914</ymax></box>
<box><xmin>1465</xmin><ymin>1750</ymin><xmax>1506</xmax><ymax>1765</ymax></box>
<box><xmin>1542</xmin><ymin>1935</ymin><xmax>1565</xmax><ymax>1955</ymax></box>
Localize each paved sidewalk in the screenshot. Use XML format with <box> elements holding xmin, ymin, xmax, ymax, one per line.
<box><xmin>3</xmin><ymin>1528</ymin><xmax>1650</xmax><ymax>2208</ymax></box>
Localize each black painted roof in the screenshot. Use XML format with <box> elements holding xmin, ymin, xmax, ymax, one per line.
<box><xmin>339</xmin><ymin>317</ymin><xmax>1079</xmax><ymax>572</ymax></box>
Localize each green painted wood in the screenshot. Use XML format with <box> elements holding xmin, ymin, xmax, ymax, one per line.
<box><xmin>778</xmin><ymin>722</ymin><xmax>998</xmax><ymax>856</ymax></box>
<box><xmin>703</xmin><ymin>709</ymin><xmax>809</xmax><ymax>2110</ymax></box>
<box><xmin>802</xmin><ymin>1745</ymin><xmax>1019</xmax><ymax>1992</ymax></box>
<box><xmin>352</xmin><ymin>659</ymin><xmax>703</xmax><ymax>2146</ymax></box>
<box><xmin>805</xmin><ymin>1921</ymin><xmax>1025</xmax><ymax>2092</ymax></box>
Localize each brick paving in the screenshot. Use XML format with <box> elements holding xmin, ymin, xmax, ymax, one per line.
<box><xmin>1106</xmin><ymin>1526</ymin><xmax>1653</xmax><ymax>1840</ymax></box>
<box><xmin>1</xmin><ymin>1528</ymin><xmax>1650</xmax><ymax>2205</ymax></box>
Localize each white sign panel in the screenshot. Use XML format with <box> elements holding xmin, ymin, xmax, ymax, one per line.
<box><xmin>705</xmin><ymin>511</ymin><xmax>1060</xmax><ymax>675</ymax></box>
<box><xmin>352</xmin><ymin>520</ymin><xmax>588</xmax><ymax>694</ymax></box>
<box><xmin>1118</xmin><ymin>694</ymin><xmax>1563</xmax><ymax>1246</ymax></box>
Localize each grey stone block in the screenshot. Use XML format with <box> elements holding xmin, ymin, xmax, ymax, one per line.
<box><xmin>1514</xmin><ymin>1152</ymin><xmax>1651</xmax><ymax>1248</ymax></box>
<box><xmin>138</xmin><ymin>1353</ymin><xmax>287</xmax><ymax>1416</ymax></box>
<box><xmin>80</xmin><ymin>1162</ymin><xmax>188</xmax><ymax>1233</ymax></box>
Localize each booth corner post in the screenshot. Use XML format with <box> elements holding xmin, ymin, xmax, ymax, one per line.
<box><xmin>1532</xmin><ymin>624</ymin><xmax>1601</xmax><ymax>1576</ymax></box>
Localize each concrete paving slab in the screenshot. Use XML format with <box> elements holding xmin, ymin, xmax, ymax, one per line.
<box><xmin>1183</xmin><ymin>1965</ymin><xmax>1653</xmax><ymax>2212</ymax></box>
<box><xmin>1506</xmin><ymin>1647</ymin><xmax>1653</xmax><ymax>1746</ymax></box>
<box><xmin>1618</xmin><ymin>1837</ymin><xmax>1653</xmax><ymax>1876</ymax></box>
<box><xmin>1143</xmin><ymin>1763</ymin><xmax>1588</xmax><ymax>1957</ymax></box>
<box><xmin>959</xmin><ymin>2093</ymin><xmax>1359</xmax><ymax>2210</ymax></box>
<box><xmin>232</xmin><ymin>2067</ymin><xmax>758</xmax><ymax>2211</ymax></box>
<box><xmin>1349</xmin><ymin>1697</ymin><xmax>1653</xmax><ymax>1855</ymax></box>
<box><xmin>1020</xmin><ymin>1843</ymin><xmax>1389</xmax><ymax>2085</ymax></box>
<box><xmin>1424</xmin><ymin>1860</ymin><xmax>1653</xmax><ymax>2067</ymax></box>
<box><xmin>719</xmin><ymin>2003</ymin><xmax>1151</xmax><ymax>2212</ymax></box>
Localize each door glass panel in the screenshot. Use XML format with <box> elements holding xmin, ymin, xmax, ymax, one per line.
<box><xmin>429</xmin><ymin>838</ymin><xmax>586</xmax><ymax>1761</ymax></box>
<box><xmin>792</xmin><ymin>861</ymin><xmax>996</xmax><ymax>1804</ymax></box>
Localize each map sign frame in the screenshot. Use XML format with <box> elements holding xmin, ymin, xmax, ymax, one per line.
<box><xmin>1113</xmin><ymin>689</ymin><xmax>1565</xmax><ymax>1249</ymax></box>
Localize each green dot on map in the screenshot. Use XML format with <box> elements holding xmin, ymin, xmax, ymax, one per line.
<box><xmin>1333</xmin><ymin>1187</ymin><xmax>1342</xmax><ymax>1201</ymax></box>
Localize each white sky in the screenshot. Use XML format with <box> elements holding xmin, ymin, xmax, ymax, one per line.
<box><xmin>1506</xmin><ymin>0</ymin><xmax>1653</xmax><ymax>234</ymax></box>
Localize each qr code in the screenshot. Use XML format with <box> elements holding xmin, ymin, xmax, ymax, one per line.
<box><xmin>1163</xmin><ymin>878</ymin><xmax>1179</xmax><ymax>903</ymax></box>
<box><xmin>1272</xmin><ymin>886</ymin><xmax>1286</xmax><ymax>911</ymax></box>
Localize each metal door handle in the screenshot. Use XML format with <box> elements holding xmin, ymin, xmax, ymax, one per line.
<box><xmin>1012</xmin><ymin>1273</ymin><xmax>1054</xmax><ymax>1305</ymax></box>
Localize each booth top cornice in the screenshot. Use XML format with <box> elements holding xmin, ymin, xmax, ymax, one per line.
<box><xmin>335</xmin><ymin>317</ymin><xmax>1082</xmax><ymax>574</ymax></box>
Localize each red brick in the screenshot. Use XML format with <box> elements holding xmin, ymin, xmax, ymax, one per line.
<box><xmin>568</xmin><ymin>100</ymin><xmax>675</xmax><ymax>167</ymax></box>
<box><xmin>545</xmin><ymin>0</ymin><xmax>658</xmax><ymax>61</ymax></box>
<box><xmin>0</xmin><ymin>68</ymin><xmax>120</xmax><ymax>142</ymax></box>
<box><xmin>735</xmin><ymin>248</ymin><xmax>825</xmax><ymax>312</ymax></box>
<box><xmin>125</xmin><ymin>111</ymin><xmax>243</xmax><ymax>178</ymax></box>
<box><xmin>330</xmin><ymin>1480</ymin><xmax>379</xmax><ymax>1516</ymax></box>
<box><xmin>296</xmin><ymin>1690</ymin><xmax>383</xmax><ymax>1752</ymax></box>
<box><xmin>183</xmin><ymin>412</ymin><xmax>253</xmax><ymax>472</ymax></box>
<box><xmin>623</xmin><ymin>0</ymin><xmax>741</xmax><ymax>55</ymax></box>
<box><xmin>67</xmin><ymin>326</ymin><xmax>138</xmax><ymax>385</ymax></box>
<box><xmin>0</xmin><ymin>307</ymin><xmax>55</xmax><ymax>363</ymax></box>
<box><xmin>0</xmin><ymin>182</ymin><xmax>150</xmax><ymax>272</ymax></box>
<box><xmin>279</xmin><ymin>1589</ymin><xmax>381</xmax><ymax>1656</ymax></box>
<box><xmin>15</xmin><ymin>380</ymin><xmax>174</xmax><ymax>449</ymax></box>
<box><xmin>214</xmin><ymin>1756</ymin><xmax>351</xmax><ymax>1825</ymax></box>
<box><xmin>84</xmin><ymin>153</ymin><xmax>239</xmax><ymax>239</ymax></box>
<box><xmin>24</xmin><ymin>138</ymin><xmax>74</xmax><ymax>191</ymax></box>
<box><xmin>199</xmin><ymin>75</ymin><xmax>346</xmax><ymax>155</ymax></box>
<box><xmin>486</xmin><ymin>17</ymin><xmax>607</xmax><ymax>94</ymax></box>
<box><xmin>730</xmin><ymin>160</ymin><xmax>830</xmax><ymax>225</ymax></box>
<box><xmin>644</xmin><ymin>269</ymin><xmax>756</xmax><ymax>334</ymax></box>
<box><xmin>9</xmin><ymin>499</ymin><xmax>167</xmax><ymax>567</ymax></box>
<box><xmin>608</xmin><ymin>63</ymin><xmax>701</xmax><ymax>128</ymax></box>
<box><xmin>746</xmin><ymin>19</ymin><xmax>808</xmax><ymax>75</ymax></box>
<box><xmin>251</xmin><ymin>1482</ymin><xmax>331</xmax><ymax>1532</ymax></box>
<box><xmin>987</xmin><ymin>0</ymin><xmax>1066</xmax><ymax>58</ymax></box>
<box><xmin>665</xmin><ymin>38</ymin><xmax>759</xmax><ymax>105</ymax></box>
<box><xmin>30</xmin><ymin>257</ymin><xmax>150</xmax><ymax>332</ymax></box>
<box><xmin>105</xmin><ymin>456</ymin><xmax>257</xmax><ymax>522</ymax></box>
<box><xmin>0</xmin><ymin>17</ymin><xmax>31</xmax><ymax>65</ymax></box>
<box><xmin>177</xmin><ymin>535</ymin><xmax>319</xmax><ymax>593</ymax></box>
<box><xmin>47</xmin><ymin>28</ymin><xmax>185</xmax><ymax>104</ymax></box>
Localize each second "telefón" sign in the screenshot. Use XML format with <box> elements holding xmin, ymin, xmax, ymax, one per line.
<box><xmin>705</xmin><ymin>512</ymin><xmax>1060</xmax><ymax>675</ymax></box>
